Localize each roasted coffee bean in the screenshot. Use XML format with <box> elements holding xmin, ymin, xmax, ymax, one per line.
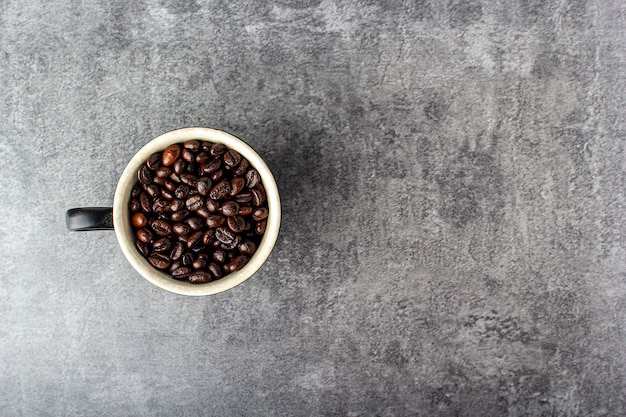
<box><xmin>196</xmin><ymin>207</ymin><xmax>211</xmax><ymax>218</ymax></box>
<box><xmin>226</xmin><ymin>255</ymin><xmax>248</xmax><ymax>272</ymax></box>
<box><xmin>169</xmin><ymin>172</ymin><xmax>181</xmax><ymax>183</ymax></box>
<box><xmin>175</xmin><ymin>184</ymin><xmax>189</xmax><ymax>199</ymax></box>
<box><xmin>161</xmin><ymin>188</ymin><xmax>175</xmax><ymax>200</ymax></box>
<box><xmin>153</xmin><ymin>176</ymin><xmax>166</xmax><ymax>186</ymax></box>
<box><xmin>136</xmin><ymin>240</ymin><xmax>150</xmax><ymax>257</ymax></box>
<box><xmin>173</xmin><ymin>223</ymin><xmax>190</xmax><ymax>236</ymax></box>
<box><xmin>234</xmin><ymin>192</ymin><xmax>252</xmax><ymax>203</ymax></box>
<box><xmin>196</xmin><ymin>177</ymin><xmax>211</xmax><ymax>196</ymax></box>
<box><xmin>170</xmin><ymin>209</ymin><xmax>189</xmax><ymax>222</ymax></box>
<box><xmin>188</xmin><ymin>271</ymin><xmax>212</xmax><ymax>284</ymax></box>
<box><xmin>227</xmin><ymin>216</ymin><xmax>246</xmax><ymax>233</ymax></box>
<box><xmin>192</xmin><ymin>259</ymin><xmax>206</xmax><ymax>270</ymax></box>
<box><xmin>169</xmin><ymin>260</ymin><xmax>183</xmax><ymax>272</ymax></box>
<box><xmin>255</xmin><ymin>219</ymin><xmax>267</xmax><ymax>235</ymax></box>
<box><xmin>186</xmin><ymin>195</ymin><xmax>204</xmax><ymax>211</ymax></box>
<box><xmin>170</xmin><ymin>241</ymin><xmax>184</xmax><ymax>260</ymax></box>
<box><xmin>147</xmin><ymin>153</ymin><xmax>162</xmax><ymax>170</ymax></box>
<box><xmin>209</xmin><ymin>180</ymin><xmax>231</xmax><ymax>200</ymax></box>
<box><xmin>173</xmin><ymin>158</ymin><xmax>186</xmax><ymax>175</ymax></box>
<box><xmin>215</xmin><ymin>227</ymin><xmax>235</xmax><ymax>244</ymax></box>
<box><xmin>202</xmin><ymin>159</ymin><xmax>222</xmax><ymax>175</ymax></box>
<box><xmin>206</xmin><ymin>199</ymin><xmax>219</xmax><ymax>212</ymax></box>
<box><xmin>140</xmin><ymin>192</ymin><xmax>152</xmax><ymax>212</ymax></box>
<box><xmin>238</xmin><ymin>241</ymin><xmax>257</xmax><ymax>256</ymax></box>
<box><xmin>182</xmin><ymin>252</ymin><xmax>193</xmax><ymax>266</ymax></box>
<box><xmin>153</xmin><ymin>198</ymin><xmax>170</xmax><ymax>214</ymax></box>
<box><xmin>172</xmin><ymin>266</ymin><xmax>192</xmax><ymax>279</ymax></box>
<box><xmin>131</xmin><ymin>184</ymin><xmax>142</xmax><ymax>198</ymax></box>
<box><xmin>233</xmin><ymin>158</ymin><xmax>249</xmax><ymax>176</ymax></box>
<box><xmin>129</xmin><ymin>198</ymin><xmax>141</xmax><ymax>212</ymax></box>
<box><xmin>186</xmin><ymin>231</ymin><xmax>203</xmax><ymax>248</ymax></box>
<box><xmin>180</xmin><ymin>173</ymin><xmax>197</xmax><ymax>187</ymax></box>
<box><xmin>229</xmin><ymin>176</ymin><xmax>246</xmax><ymax>196</ymax></box>
<box><xmin>210</xmin><ymin>143</ymin><xmax>227</xmax><ymax>157</ymax></box>
<box><xmin>238</xmin><ymin>206</ymin><xmax>253</xmax><ymax>216</ymax></box>
<box><xmin>182</xmin><ymin>148</ymin><xmax>194</xmax><ymax>162</ymax></box>
<box><xmin>197</xmin><ymin>253</ymin><xmax>209</xmax><ymax>261</ymax></box>
<box><xmin>151</xmin><ymin>219</ymin><xmax>172</xmax><ymax>236</ymax></box>
<box><xmin>184</xmin><ymin>140</ymin><xmax>200</xmax><ymax>151</ymax></box>
<box><xmin>131</xmin><ymin>212</ymin><xmax>148</xmax><ymax>228</ymax></box>
<box><xmin>162</xmin><ymin>144</ymin><xmax>181</xmax><ymax>166</ymax></box>
<box><xmin>202</xmin><ymin>229</ymin><xmax>215</xmax><ymax>245</ymax></box>
<box><xmin>195</xmin><ymin>152</ymin><xmax>210</xmax><ymax>164</ymax></box>
<box><xmin>145</xmin><ymin>184</ymin><xmax>160</xmax><ymax>198</ymax></box>
<box><xmin>223</xmin><ymin>149</ymin><xmax>241</xmax><ymax>167</ymax></box>
<box><xmin>252</xmin><ymin>207</ymin><xmax>269</xmax><ymax>221</ymax></box>
<box><xmin>170</xmin><ymin>199</ymin><xmax>184</xmax><ymax>212</ymax></box>
<box><xmin>210</xmin><ymin>169</ymin><xmax>224</xmax><ymax>182</ymax></box>
<box><xmin>221</xmin><ymin>201</ymin><xmax>239</xmax><ymax>217</ymax></box>
<box><xmin>251</xmin><ymin>188</ymin><xmax>265</xmax><ymax>206</ymax></box>
<box><xmin>149</xmin><ymin>253</ymin><xmax>170</xmax><ymax>269</ymax></box>
<box><xmin>156</xmin><ymin>166</ymin><xmax>171</xmax><ymax>178</ymax></box>
<box><xmin>206</xmin><ymin>214</ymin><xmax>225</xmax><ymax>228</ymax></box>
<box><xmin>208</xmin><ymin>262</ymin><xmax>222</xmax><ymax>279</ymax></box>
<box><xmin>163</xmin><ymin>180</ymin><xmax>177</xmax><ymax>192</ymax></box>
<box><xmin>138</xmin><ymin>165</ymin><xmax>152</xmax><ymax>185</ymax></box>
<box><xmin>153</xmin><ymin>237</ymin><xmax>172</xmax><ymax>253</ymax></box>
<box><xmin>137</xmin><ymin>228</ymin><xmax>153</xmax><ymax>243</ymax></box>
<box><xmin>220</xmin><ymin>235</ymin><xmax>241</xmax><ymax>250</ymax></box>
<box><xmin>246</xmin><ymin>169</ymin><xmax>261</xmax><ymax>188</ymax></box>
<box><xmin>212</xmin><ymin>249</ymin><xmax>226</xmax><ymax>263</ymax></box>
<box><xmin>187</xmin><ymin>217</ymin><xmax>204</xmax><ymax>231</ymax></box>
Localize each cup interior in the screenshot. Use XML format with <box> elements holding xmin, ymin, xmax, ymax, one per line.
<box><xmin>113</xmin><ymin>127</ymin><xmax>281</xmax><ymax>296</ymax></box>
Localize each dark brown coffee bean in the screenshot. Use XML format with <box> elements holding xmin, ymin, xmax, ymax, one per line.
<box><xmin>153</xmin><ymin>237</ymin><xmax>172</xmax><ymax>253</ymax></box>
<box><xmin>212</xmin><ymin>249</ymin><xmax>226</xmax><ymax>263</ymax></box>
<box><xmin>180</xmin><ymin>173</ymin><xmax>197</xmax><ymax>187</ymax></box>
<box><xmin>170</xmin><ymin>241</ymin><xmax>184</xmax><ymax>260</ymax></box>
<box><xmin>209</xmin><ymin>180</ymin><xmax>231</xmax><ymax>200</ymax></box>
<box><xmin>229</xmin><ymin>176</ymin><xmax>245</xmax><ymax>196</ymax></box>
<box><xmin>153</xmin><ymin>176</ymin><xmax>165</xmax><ymax>186</ymax></box>
<box><xmin>174</xmin><ymin>184</ymin><xmax>189</xmax><ymax>199</ymax></box>
<box><xmin>201</xmin><ymin>159</ymin><xmax>222</xmax><ymax>175</ymax></box>
<box><xmin>186</xmin><ymin>195</ymin><xmax>204</xmax><ymax>211</ymax></box>
<box><xmin>238</xmin><ymin>241</ymin><xmax>257</xmax><ymax>256</ymax></box>
<box><xmin>169</xmin><ymin>260</ymin><xmax>183</xmax><ymax>272</ymax></box>
<box><xmin>163</xmin><ymin>180</ymin><xmax>177</xmax><ymax>192</ymax></box>
<box><xmin>170</xmin><ymin>199</ymin><xmax>184</xmax><ymax>212</ymax></box>
<box><xmin>161</xmin><ymin>188</ymin><xmax>175</xmax><ymax>200</ymax></box>
<box><xmin>220</xmin><ymin>235</ymin><xmax>241</xmax><ymax>250</ymax></box>
<box><xmin>145</xmin><ymin>184</ymin><xmax>160</xmax><ymax>198</ymax></box>
<box><xmin>131</xmin><ymin>212</ymin><xmax>148</xmax><ymax>228</ymax></box>
<box><xmin>251</xmin><ymin>188</ymin><xmax>265</xmax><ymax>206</ymax></box>
<box><xmin>238</xmin><ymin>206</ymin><xmax>253</xmax><ymax>216</ymax></box>
<box><xmin>173</xmin><ymin>223</ymin><xmax>190</xmax><ymax>236</ymax></box>
<box><xmin>172</xmin><ymin>266</ymin><xmax>192</xmax><ymax>279</ymax></box>
<box><xmin>208</xmin><ymin>262</ymin><xmax>222</xmax><ymax>279</ymax></box>
<box><xmin>221</xmin><ymin>201</ymin><xmax>239</xmax><ymax>217</ymax></box>
<box><xmin>196</xmin><ymin>207</ymin><xmax>211</xmax><ymax>218</ymax></box>
<box><xmin>202</xmin><ymin>229</ymin><xmax>215</xmax><ymax>245</ymax></box>
<box><xmin>170</xmin><ymin>209</ymin><xmax>189</xmax><ymax>222</ymax></box>
<box><xmin>184</xmin><ymin>140</ymin><xmax>200</xmax><ymax>151</ymax></box>
<box><xmin>187</xmin><ymin>217</ymin><xmax>204</xmax><ymax>231</ymax></box>
<box><xmin>197</xmin><ymin>253</ymin><xmax>210</xmax><ymax>261</ymax></box>
<box><xmin>169</xmin><ymin>172</ymin><xmax>181</xmax><ymax>183</ymax></box>
<box><xmin>136</xmin><ymin>240</ymin><xmax>150</xmax><ymax>257</ymax></box>
<box><xmin>162</xmin><ymin>144</ymin><xmax>181</xmax><ymax>166</ymax></box>
<box><xmin>131</xmin><ymin>184</ymin><xmax>143</xmax><ymax>198</ymax></box>
<box><xmin>205</xmin><ymin>214</ymin><xmax>225</xmax><ymax>228</ymax></box>
<box><xmin>151</xmin><ymin>219</ymin><xmax>172</xmax><ymax>236</ymax></box>
<box><xmin>140</xmin><ymin>192</ymin><xmax>152</xmax><ymax>212</ymax></box>
<box><xmin>182</xmin><ymin>148</ymin><xmax>194</xmax><ymax>162</ymax></box>
<box><xmin>173</xmin><ymin>158</ymin><xmax>186</xmax><ymax>175</ymax></box>
<box><xmin>246</xmin><ymin>169</ymin><xmax>261</xmax><ymax>188</ymax></box>
<box><xmin>206</xmin><ymin>199</ymin><xmax>219</xmax><ymax>212</ymax></box>
<box><xmin>196</xmin><ymin>177</ymin><xmax>212</xmax><ymax>196</ymax></box>
<box><xmin>195</xmin><ymin>152</ymin><xmax>210</xmax><ymax>164</ymax></box>
<box><xmin>138</xmin><ymin>165</ymin><xmax>152</xmax><ymax>185</ymax></box>
<box><xmin>223</xmin><ymin>149</ymin><xmax>241</xmax><ymax>167</ymax></box>
<box><xmin>255</xmin><ymin>219</ymin><xmax>267</xmax><ymax>235</ymax></box>
<box><xmin>233</xmin><ymin>158</ymin><xmax>249</xmax><ymax>176</ymax></box>
<box><xmin>252</xmin><ymin>207</ymin><xmax>269</xmax><ymax>221</ymax></box>
<box><xmin>182</xmin><ymin>252</ymin><xmax>193</xmax><ymax>266</ymax></box>
<box><xmin>186</xmin><ymin>231</ymin><xmax>203</xmax><ymax>248</ymax></box>
<box><xmin>147</xmin><ymin>153</ymin><xmax>162</xmax><ymax>170</ymax></box>
<box><xmin>137</xmin><ymin>228</ymin><xmax>153</xmax><ymax>243</ymax></box>
<box><xmin>227</xmin><ymin>215</ymin><xmax>246</xmax><ymax>233</ymax></box>
<box><xmin>148</xmin><ymin>253</ymin><xmax>170</xmax><ymax>269</ymax></box>
<box><xmin>234</xmin><ymin>192</ymin><xmax>252</xmax><ymax>203</ymax></box>
<box><xmin>210</xmin><ymin>143</ymin><xmax>227</xmax><ymax>157</ymax></box>
<box><xmin>156</xmin><ymin>166</ymin><xmax>171</xmax><ymax>178</ymax></box>
<box><xmin>153</xmin><ymin>198</ymin><xmax>169</xmax><ymax>214</ymax></box>
<box><xmin>226</xmin><ymin>255</ymin><xmax>248</xmax><ymax>272</ymax></box>
<box><xmin>189</xmin><ymin>271</ymin><xmax>212</xmax><ymax>284</ymax></box>
<box><xmin>210</xmin><ymin>169</ymin><xmax>224</xmax><ymax>182</ymax></box>
<box><xmin>129</xmin><ymin>198</ymin><xmax>141</xmax><ymax>212</ymax></box>
<box><xmin>192</xmin><ymin>259</ymin><xmax>206</xmax><ymax>270</ymax></box>
<box><xmin>215</xmin><ymin>227</ymin><xmax>235</xmax><ymax>244</ymax></box>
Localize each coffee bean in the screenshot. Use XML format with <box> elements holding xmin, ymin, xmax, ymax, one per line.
<box><xmin>226</xmin><ymin>255</ymin><xmax>248</xmax><ymax>272</ymax></box>
<box><xmin>202</xmin><ymin>230</ymin><xmax>215</xmax><ymax>245</ymax></box>
<box><xmin>140</xmin><ymin>192</ymin><xmax>152</xmax><ymax>212</ymax></box>
<box><xmin>182</xmin><ymin>253</ymin><xmax>193</xmax><ymax>266</ymax></box>
<box><xmin>137</xmin><ymin>228</ymin><xmax>153</xmax><ymax>243</ymax></box>
<box><xmin>172</xmin><ymin>266</ymin><xmax>192</xmax><ymax>279</ymax></box>
<box><xmin>169</xmin><ymin>172</ymin><xmax>181</xmax><ymax>183</ymax></box>
<box><xmin>252</xmin><ymin>207</ymin><xmax>269</xmax><ymax>221</ymax></box>
<box><xmin>173</xmin><ymin>158</ymin><xmax>186</xmax><ymax>175</ymax></box>
<box><xmin>162</xmin><ymin>144</ymin><xmax>181</xmax><ymax>166</ymax></box>
<box><xmin>147</xmin><ymin>153</ymin><xmax>162</xmax><ymax>170</ymax></box>
<box><xmin>229</xmin><ymin>176</ymin><xmax>245</xmax><ymax>196</ymax></box>
<box><xmin>184</xmin><ymin>140</ymin><xmax>200</xmax><ymax>152</ymax></box>
<box><xmin>246</xmin><ymin>169</ymin><xmax>261</xmax><ymax>188</ymax></box>
<box><xmin>138</xmin><ymin>165</ymin><xmax>152</xmax><ymax>185</ymax></box>
<box><xmin>182</xmin><ymin>148</ymin><xmax>194</xmax><ymax>162</ymax></box>
<box><xmin>170</xmin><ymin>199</ymin><xmax>184</xmax><ymax>212</ymax></box>
<box><xmin>223</xmin><ymin>149</ymin><xmax>241</xmax><ymax>167</ymax></box>
<box><xmin>151</xmin><ymin>219</ymin><xmax>172</xmax><ymax>236</ymax></box>
<box><xmin>208</xmin><ymin>262</ymin><xmax>222</xmax><ymax>279</ymax></box>
<box><xmin>136</xmin><ymin>240</ymin><xmax>150</xmax><ymax>257</ymax></box>
<box><xmin>206</xmin><ymin>214</ymin><xmax>225</xmax><ymax>228</ymax></box>
<box><xmin>131</xmin><ymin>212</ymin><xmax>148</xmax><ymax>228</ymax></box>
<box><xmin>169</xmin><ymin>260</ymin><xmax>183</xmax><ymax>272</ymax></box>
<box><xmin>220</xmin><ymin>235</ymin><xmax>241</xmax><ymax>250</ymax></box>
<box><xmin>148</xmin><ymin>253</ymin><xmax>170</xmax><ymax>269</ymax></box>
<box><xmin>160</xmin><ymin>188</ymin><xmax>175</xmax><ymax>200</ymax></box>
<box><xmin>129</xmin><ymin>198</ymin><xmax>141</xmax><ymax>212</ymax></box>
<box><xmin>195</xmin><ymin>152</ymin><xmax>210</xmax><ymax>164</ymax></box>
<box><xmin>238</xmin><ymin>241</ymin><xmax>257</xmax><ymax>256</ymax></box>
<box><xmin>209</xmin><ymin>180</ymin><xmax>231</xmax><ymax>200</ymax></box>
<box><xmin>153</xmin><ymin>237</ymin><xmax>172</xmax><ymax>253</ymax></box>
<box><xmin>221</xmin><ymin>201</ymin><xmax>239</xmax><ymax>217</ymax></box>
<box><xmin>215</xmin><ymin>227</ymin><xmax>235</xmax><ymax>244</ymax></box>
<box><xmin>187</xmin><ymin>217</ymin><xmax>204</xmax><ymax>231</ymax></box>
<box><xmin>164</xmin><ymin>180</ymin><xmax>177</xmax><ymax>192</ymax></box>
<box><xmin>175</xmin><ymin>184</ymin><xmax>189</xmax><ymax>199</ymax></box>
<box><xmin>196</xmin><ymin>177</ymin><xmax>212</xmax><ymax>196</ymax></box>
<box><xmin>210</xmin><ymin>143</ymin><xmax>227</xmax><ymax>157</ymax></box>
<box><xmin>227</xmin><ymin>216</ymin><xmax>246</xmax><ymax>233</ymax></box>
<box><xmin>180</xmin><ymin>173</ymin><xmax>197</xmax><ymax>187</ymax></box>
<box><xmin>186</xmin><ymin>195</ymin><xmax>204</xmax><ymax>211</ymax></box>
<box><xmin>186</xmin><ymin>231</ymin><xmax>203</xmax><ymax>248</ymax></box>
<box><xmin>153</xmin><ymin>198</ymin><xmax>170</xmax><ymax>214</ymax></box>
<box><xmin>173</xmin><ymin>223</ymin><xmax>190</xmax><ymax>236</ymax></box>
<box><xmin>234</xmin><ymin>192</ymin><xmax>252</xmax><ymax>203</ymax></box>
<box><xmin>206</xmin><ymin>199</ymin><xmax>219</xmax><ymax>212</ymax></box>
<box><xmin>238</xmin><ymin>206</ymin><xmax>253</xmax><ymax>216</ymax></box>
<box><xmin>156</xmin><ymin>166</ymin><xmax>171</xmax><ymax>178</ymax></box>
<box><xmin>131</xmin><ymin>184</ymin><xmax>142</xmax><ymax>198</ymax></box>
<box><xmin>210</xmin><ymin>169</ymin><xmax>224</xmax><ymax>182</ymax></box>
<box><xmin>202</xmin><ymin>159</ymin><xmax>222</xmax><ymax>175</ymax></box>
<box><xmin>255</xmin><ymin>219</ymin><xmax>267</xmax><ymax>235</ymax></box>
<box><xmin>145</xmin><ymin>184</ymin><xmax>160</xmax><ymax>198</ymax></box>
<box><xmin>192</xmin><ymin>259</ymin><xmax>206</xmax><ymax>270</ymax></box>
<box><xmin>170</xmin><ymin>209</ymin><xmax>189</xmax><ymax>222</ymax></box>
<box><xmin>170</xmin><ymin>241</ymin><xmax>184</xmax><ymax>260</ymax></box>
<box><xmin>251</xmin><ymin>188</ymin><xmax>265</xmax><ymax>206</ymax></box>
<box><xmin>233</xmin><ymin>158</ymin><xmax>249</xmax><ymax>176</ymax></box>
<box><xmin>212</xmin><ymin>249</ymin><xmax>226</xmax><ymax>263</ymax></box>
<box><xmin>189</xmin><ymin>271</ymin><xmax>212</xmax><ymax>284</ymax></box>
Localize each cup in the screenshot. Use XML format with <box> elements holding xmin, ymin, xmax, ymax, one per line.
<box><xmin>66</xmin><ymin>127</ymin><xmax>281</xmax><ymax>296</ymax></box>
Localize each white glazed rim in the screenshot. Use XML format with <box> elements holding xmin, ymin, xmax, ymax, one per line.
<box><xmin>113</xmin><ymin>127</ymin><xmax>281</xmax><ymax>296</ymax></box>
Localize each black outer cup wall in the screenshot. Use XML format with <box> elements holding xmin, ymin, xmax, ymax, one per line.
<box><xmin>66</xmin><ymin>208</ymin><xmax>114</xmax><ymax>231</ymax></box>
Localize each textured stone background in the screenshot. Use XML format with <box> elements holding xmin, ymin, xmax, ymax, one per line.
<box><xmin>1</xmin><ymin>0</ymin><xmax>624</xmax><ymax>416</ymax></box>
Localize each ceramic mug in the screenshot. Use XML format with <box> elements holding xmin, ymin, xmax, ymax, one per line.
<box><xmin>66</xmin><ymin>127</ymin><xmax>281</xmax><ymax>296</ymax></box>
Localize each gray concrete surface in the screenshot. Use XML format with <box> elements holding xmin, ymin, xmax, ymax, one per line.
<box><xmin>1</xmin><ymin>0</ymin><xmax>625</xmax><ymax>416</ymax></box>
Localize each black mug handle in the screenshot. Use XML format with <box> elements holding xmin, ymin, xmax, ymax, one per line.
<box><xmin>66</xmin><ymin>208</ymin><xmax>114</xmax><ymax>231</ymax></box>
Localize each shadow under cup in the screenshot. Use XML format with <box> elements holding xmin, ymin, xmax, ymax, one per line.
<box><xmin>67</xmin><ymin>127</ymin><xmax>281</xmax><ymax>296</ymax></box>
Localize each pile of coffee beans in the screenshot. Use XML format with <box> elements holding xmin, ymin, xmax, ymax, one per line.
<box><xmin>129</xmin><ymin>140</ymin><xmax>268</xmax><ymax>283</ymax></box>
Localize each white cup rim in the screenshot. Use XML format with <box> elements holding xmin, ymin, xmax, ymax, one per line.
<box><xmin>112</xmin><ymin>127</ymin><xmax>281</xmax><ymax>296</ymax></box>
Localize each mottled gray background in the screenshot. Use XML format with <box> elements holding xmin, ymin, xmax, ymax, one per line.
<box><xmin>1</xmin><ymin>0</ymin><xmax>624</xmax><ymax>416</ymax></box>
